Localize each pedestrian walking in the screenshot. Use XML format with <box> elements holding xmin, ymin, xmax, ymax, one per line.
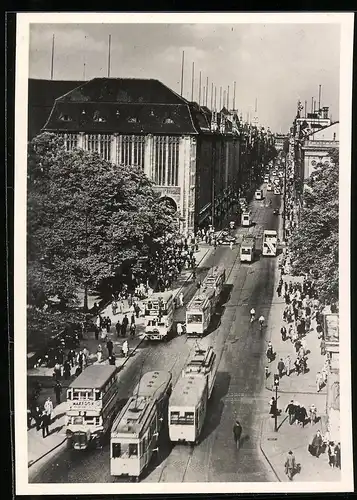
<box><xmin>130</xmin><ymin>313</ymin><xmax>135</xmax><ymax>325</ymax></box>
<box><xmin>328</xmin><ymin>442</ymin><xmax>336</xmax><ymax>467</ymax></box>
<box><xmin>106</xmin><ymin>316</ymin><xmax>112</xmax><ymax>334</ymax></box>
<box><xmin>179</xmin><ymin>292</ymin><xmax>184</xmax><ymax>307</ymax></box>
<box><xmin>63</xmin><ymin>359</ymin><xmax>71</xmax><ymax>380</ymax></box>
<box><xmin>285</xmin><ymin>355</ymin><xmax>292</xmax><ymax>376</ymax></box>
<box><xmin>112</xmin><ymin>300</ymin><xmax>117</xmax><ymax>316</ymax></box>
<box><xmin>269</xmin><ymin>397</ymin><xmax>277</xmax><ymax>417</ymax></box>
<box><xmin>335</xmin><ymin>443</ymin><xmax>341</xmax><ymax>469</ymax></box>
<box><xmin>109</xmin><ymin>354</ymin><xmax>116</xmax><ymax>366</ymax></box>
<box><xmin>44</xmin><ymin>397</ymin><xmax>54</xmax><ymax>421</ymax></box>
<box><xmin>177</xmin><ymin>322</ymin><xmax>183</xmax><ymax>336</ymax></box>
<box><xmin>309</xmin><ymin>404</ymin><xmax>317</xmax><ymax>425</ymax></box>
<box><xmin>94</xmin><ymin>325</ymin><xmax>99</xmax><ymax>341</ymax></box>
<box><xmin>41</xmin><ymin>410</ymin><xmax>51</xmax><ymax>438</ymax></box>
<box><xmin>280</xmin><ymin>325</ymin><xmax>287</xmax><ymax>341</ymax></box>
<box><xmin>233</xmin><ymin>419</ymin><xmax>242</xmax><ymax>450</ymax></box>
<box><xmin>316</xmin><ymin>371</ymin><xmax>323</xmax><ymax>392</ymax></box>
<box><xmin>122</xmin><ymin>339</ymin><xmax>129</xmax><ymax>358</ymax></box>
<box><xmin>106</xmin><ymin>338</ymin><xmax>113</xmax><ymax>357</ymax></box>
<box><xmin>121</xmin><ymin>314</ymin><xmax>129</xmax><ymax>337</ymax></box>
<box><xmin>284</xmin><ymin>450</ymin><xmax>296</xmax><ymax>481</ymax></box>
<box><xmin>134</xmin><ymin>303</ymin><xmax>141</xmax><ymax>319</ymax></box>
<box><xmin>285</xmin><ymin>400</ymin><xmax>296</xmax><ymax>425</ymax></box>
<box><xmin>309</xmin><ymin>429</ymin><xmax>323</xmax><ymax>457</ymax></box>
<box><xmin>277</xmin><ymin>358</ymin><xmax>285</xmax><ymax>378</ymax></box>
<box><xmin>130</xmin><ymin>322</ymin><xmax>136</xmax><ymax>337</ymax></box>
<box><xmin>115</xmin><ymin>319</ymin><xmax>121</xmax><ymax>338</ymax></box>
<box><xmin>54</xmin><ymin>380</ymin><xmax>62</xmax><ymax>406</ymax></box>
<box><xmin>97</xmin><ymin>344</ymin><xmax>103</xmax><ymax>363</ymax></box>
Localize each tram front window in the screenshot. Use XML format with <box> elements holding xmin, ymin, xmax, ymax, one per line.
<box><xmin>112</xmin><ymin>442</ymin><xmax>138</xmax><ymax>457</ymax></box>
<box><xmin>241</xmin><ymin>248</ymin><xmax>251</xmax><ymax>255</ymax></box>
<box><xmin>187</xmin><ymin>314</ymin><xmax>202</xmax><ymax>324</ymax></box>
<box><xmin>170</xmin><ymin>411</ymin><xmax>194</xmax><ymax>425</ymax></box>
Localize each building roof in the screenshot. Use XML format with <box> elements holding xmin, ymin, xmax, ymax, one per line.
<box><xmin>42</xmin><ymin>77</ymin><xmax>219</xmax><ymax>136</ymax></box>
<box><xmin>169</xmin><ymin>375</ymin><xmax>207</xmax><ymax>407</ymax></box>
<box><xmin>28</xmin><ymin>79</ymin><xmax>84</xmax><ymax>140</ymax></box>
<box><xmin>69</xmin><ymin>364</ymin><xmax>117</xmax><ymax>389</ymax></box>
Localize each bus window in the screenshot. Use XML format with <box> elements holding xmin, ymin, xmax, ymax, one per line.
<box><xmin>183</xmin><ymin>412</ymin><xmax>194</xmax><ymax>425</ymax></box>
<box><xmin>170</xmin><ymin>411</ymin><xmax>195</xmax><ymax>425</ymax></box>
<box><xmin>187</xmin><ymin>314</ymin><xmax>203</xmax><ymax>324</ymax></box>
<box><xmin>94</xmin><ymin>390</ymin><xmax>102</xmax><ymax>401</ymax></box>
<box><xmin>128</xmin><ymin>444</ymin><xmax>138</xmax><ymax>457</ymax></box>
<box><xmin>112</xmin><ymin>443</ymin><xmax>121</xmax><ymax>458</ymax></box>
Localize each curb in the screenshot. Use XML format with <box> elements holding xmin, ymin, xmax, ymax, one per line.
<box><xmin>28</xmin><ymin>437</ymin><xmax>67</xmax><ymax>469</ymax></box>
<box><xmin>175</xmin><ymin>245</ymin><xmax>212</xmax><ymax>299</ymax></box>
<box><xmin>259</xmin><ymin>418</ymin><xmax>281</xmax><ymax>482</ymax></box>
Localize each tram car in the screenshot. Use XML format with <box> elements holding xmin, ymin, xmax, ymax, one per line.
<box><xmin>182</xmin><ymin>345</ymin><xmax>217</xmax><ymax>399</ymax></box>
<box><xmin>185</xmin><ymin>267</ymin><xmax>226</xmax><ymax>337</ymax></box>
<box><xmin>168</xmin><ymin>375</ymin><xmax>208</xmax><ymax>445</ymax></box>
<box><xmin>168</xmin><ymin>346</ymin><xmax>217</xmax><ymax>445</ymax></box>
<box><xmin>110</xmin><ymin>370</ymin><xmax>172</xmax><ymax>481</ymax></box>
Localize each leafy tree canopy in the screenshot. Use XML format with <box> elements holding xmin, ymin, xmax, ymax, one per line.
<box><xmin>289</xmin><ymin>149</ymin><xmax>339</xmax><ymax>303</ymax></box>
<box><xmin>28</xmin><ymin>133</ymin><xmax>178</xmax><ymax>316</ymax></box>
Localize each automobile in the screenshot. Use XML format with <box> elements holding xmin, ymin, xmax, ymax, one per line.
<box><xmin>267</xmin><ymin>183</ymin><xmax>272</xmax><ymax>191</ymax></box>
<box><xmin>264</xmin><ymin>175</ymin><xmax>269</xmax><ymax>183</ymax></box>
<box><xmin>217</xmin><ymin>231</ymin><xmax>236</xmax><ymax>245</ymax></box>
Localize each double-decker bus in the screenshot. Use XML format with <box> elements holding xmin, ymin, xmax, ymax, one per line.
<box><xmin>65</xmin><ymin>365</ymin><xmax>119</xmax><ymax>450</ymax></box>
<box><xmin>185</xmin><ymin>267</ymin><xmax>226</xmax><ymax>337</ymax></box>
<box><xmin>110</xmin><ymin>370</ymin><xmax>172</xmax><ymax>481</ymax></box>
<box><xmin>143</xmin><ymin>291</ymin><xmax>174</xmax><ymax>341</ymax></box>
<box><xmin>262</xmin><ymin>229</ymin><xmax>278</xmax><ymax>256</ymax></box>
<box><xmin>241</xmin><ymin>210</ymin><xmax>251</xmax><ymax>227</ymax></box>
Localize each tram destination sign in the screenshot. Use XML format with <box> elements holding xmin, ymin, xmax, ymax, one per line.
<box><xmin>69</xmin><ymin>400</ymin><xmax>102</xmax><ymax>409</ymax></box>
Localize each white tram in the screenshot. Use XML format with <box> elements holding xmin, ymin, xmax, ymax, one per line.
<box><xmin>168</xmin><ymin>375</ymin><xmax>208</xmax><ymax>445</ymax></box>
<box><xmin>110</xmin><ymin>370</ymin><xmax>172</xmax><ymax>481</ymax></box>
<box><xmin>185</xmin><ymin>267</ymin><xmax>226</xmax><ymax>337</ymax></box>
<box><xmin>169</xmin><ymin>346</ymin><xmax>217</xmax><ymax>444</ymax></box>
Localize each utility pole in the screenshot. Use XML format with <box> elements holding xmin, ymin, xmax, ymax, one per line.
<box><xmin>283</xmin><ymin>152</ymin><xmax>287</xmax><ymax>241</ymax></box>
<box><xmin>107</xmin><ymin>34</ymin><xmax>111</xmax><ymax>77</ymax></box>
<box><xmin>180</xmin><ymin>51</ymin><xmax>185</xmax><ymax>96</ymax></box>
<box><xmin>198</xmin><ymin>71</ymin><xmax>202</xmax><ymax>105</ymax></box>
<box><xmin>50</xmin><ymin>34</ymin><xmax>55</xmax><ymax>80</ymax></box>
<box><xmin>206</xmin><ymin>76</ymin><xmax>209</xmax><ymax>107</ymax></box>
<box><xmin>191</xmin><ymin>62</ymin><xmax>195</xmax><ymax>101</ymax></box>
<box><xmin>233</xmin><ymin>81</ymin><xmax>236</xmax><ymax>110</ymax></box>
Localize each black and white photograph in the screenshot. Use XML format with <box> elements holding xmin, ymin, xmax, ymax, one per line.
<box><xmin>14</xmin><ymin>12</ymin><xmax>353</xmax><ymax>494</ymax></box>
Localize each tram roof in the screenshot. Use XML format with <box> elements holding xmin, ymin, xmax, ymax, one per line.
<box><xmin>169</xmin><ymin>376</ymin><xmax>207</xmax><ymax>407</ymax></box>
<box><xmin>111</xmin><ymin>395</ymin><xmax>155</xmax><ymax>437</ymax></box>
<box><xmin>263</xmin><ymin>229</ymin><xmax>277</xmax><ymax>236</ymax></box>
<box><xmin>145</xmin><ymin>291</ymin><xmax>174</xmax><ymax>302</ymax></box>
<box><xmin>69</xmin><ymin>365</ymin><xmax>117</xmax><ymax>389</ymax></box>
<box><xmin>134</xmin><ymin>370</ymin><xmax>172</xmax><ymax>399</ymax></box>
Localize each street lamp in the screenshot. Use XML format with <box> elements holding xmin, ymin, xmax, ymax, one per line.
<box><xmin>273</xmin><ymin>373</ymin><xmax>279</xmax><ymax>432</ymax></box>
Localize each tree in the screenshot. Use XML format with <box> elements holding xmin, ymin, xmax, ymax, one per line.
<box><xmin>289</xmin><ymin>149</ymin><xmax>339</xmax><ymax>303</ymax></box>
<box><xmin>27</xmin><ymin>133</ymin><xmax>178</xmax><ymax>315</ymax></box>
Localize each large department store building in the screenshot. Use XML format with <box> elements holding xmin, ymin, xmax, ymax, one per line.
<box><xmin>37</xmin><ymin>77</ymin><xmax>241</xmax><ymax>235</ymax></box>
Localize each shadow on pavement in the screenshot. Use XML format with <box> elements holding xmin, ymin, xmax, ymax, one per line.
<box><xmin>199</xmin><ymin>371</ymin><xmax>231</xmax><ymax>443</ymax></box>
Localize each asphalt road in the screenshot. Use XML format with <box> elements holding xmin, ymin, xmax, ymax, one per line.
<box><xmin>31</xmin><ymin>187</ymin><xmax>281</xmax><ymax>483</ymax></box>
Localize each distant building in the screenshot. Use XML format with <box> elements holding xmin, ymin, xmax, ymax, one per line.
<box><xmin>323</xmin><ymin>313</ymin><xmax>340</xmax><ymax>443</ymax></box>
<box><xmin>301</xmin><ymin>122</ymin><xmax>339</xmax><ymax>180</ymax></box>
<box><xmin>38</xmin><ymin>77</ymin><xmax>240</xmax><ymax>234</ymax></box>
<box><xmin>274</xmin><ymin>134</ymin><xmax>288</xmax><ymax>152</ymax></box>
<box><xmin>28</xmin><ymin>79</ymin><xmax>84</xmax><ymax>140</ymax></box>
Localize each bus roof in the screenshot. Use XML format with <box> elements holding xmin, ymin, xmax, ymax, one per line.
<box><xmin>69</xmin><ymin>365</ymin><xmax>117</xmax><ymax>390</ymax></box>
<box><xmin>134</xmin><ymin>370</ymin><xmax>172</xmax><ymax>399</ymax></box>
<box><xmin>169</xmin><ymin>376</ymin><xmax>207</xmax><ymax>407</ymax></box>
<box><xmin>111</xmin><ymin>395</ymin><xmax>156</xmax><ymax>437</ymax></box>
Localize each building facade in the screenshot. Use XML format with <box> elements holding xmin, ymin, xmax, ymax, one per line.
<box><xmin>41</xmin><ymin>77</ymin><xmax>241</xmax><ymax>235</ymax></box>
<box><xmin>300</xmin><ymin>122</ymin><xmax>339</xmax><ymax>180</ymax></box>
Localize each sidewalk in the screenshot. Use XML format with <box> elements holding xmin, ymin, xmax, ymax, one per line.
<box><xmin>260</xmin><ymin>222</ymin><xmax>340</xmax><ymax>482</ymax></box>
<box><xmin>27</xmin><ymin>240</ymin><xmax>213</xmax><ymax>469</ymax></box>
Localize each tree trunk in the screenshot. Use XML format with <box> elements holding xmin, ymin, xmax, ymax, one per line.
<box><xmin>84</xmin><ymin>284</ymin><xmax>88</xmax><ymax>312</ymax></box>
